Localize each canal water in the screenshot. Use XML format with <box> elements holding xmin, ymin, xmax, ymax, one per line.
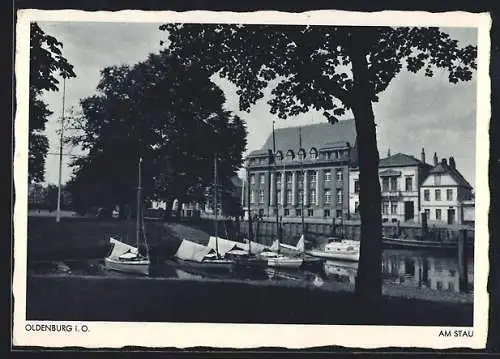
<box><xmin>27</xmin><ymin>249</ymin><xmax>474</xmax><ymax>297</ymax></box>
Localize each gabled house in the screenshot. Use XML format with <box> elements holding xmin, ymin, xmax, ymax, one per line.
<box><xmin>349</xmin><ymin>148</ymin><xmax>432</xmax><ymax>223</ymax></box>
<box><xmin>420</xmin><ymin>154</ymin><xmax>474</xmax><ymax>225</ymax></box>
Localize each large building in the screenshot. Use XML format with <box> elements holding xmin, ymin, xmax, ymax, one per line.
<box><xmin>420</xmin><ymin>155</ymin><xmax>474</xmax><ymax>225</ymax></box>
<box><xmin>244</xmin><ymin>120</ymin><xmax>357</xmax><ymax>220</ymax></box>
<box><xmin>349</xmin><ymin>149</ymin><xmax>432</xmax><ymax>223</ymax></box>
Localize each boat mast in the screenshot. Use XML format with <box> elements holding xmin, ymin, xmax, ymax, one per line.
<box><xmin>56</xmin><ymin>77</ymin><xmax>66</xmax><ymax>223</ymax></box>
<box><xmin>136</xmin><ymin>157</ymin><xmax>143</xmax><ymax>250</ymax></box>
<box><xmin>214</xmin><ymin>154</ymin><xmax>219</xmax><ymax>258</ymax></box>
<box><xmin>299</xmin><ymin>128</ymin><xmax>305</xmax><ymax>239</ymax></box>
<box><xmin>246</xmin><ymin>158</ymin><xmax>253</xmax><ymax>254</ymax></box>
<box><xmin>272</xmin><ymin>121</ymin><xmax>279</xmax><ymax>253</ymax></box>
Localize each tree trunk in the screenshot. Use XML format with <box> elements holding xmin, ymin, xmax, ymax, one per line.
<box><xmin>350</xmin><ymin>46</ymin><xmax>384</xmax><ymax>307</ymax></box>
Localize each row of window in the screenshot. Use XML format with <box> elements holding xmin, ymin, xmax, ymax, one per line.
<box><xmin>250</xmin><ymin>188</ymin><xmax>343</xmax><ymax>205</ymax></box>
<box><xmin>250</xmin><ymin>169</ymin><xmax>344</xmax><ymax>186</ymax></box>
<box><xmin>353</xmin><ymin>176</ymin><xmax>415</xmax><ymax>193</ymax></box>
<box><xmin>249</xmin><ymin>149</ymin><xmax>349</xmax><ymax>166</ymax></box>
<box><xmin>423</xmin><ymin>208</ymin><xmax>448</xmax><ymax>221</ymax></box>
<box><xmin>264</xmin><ymin>208</ymin><xmax>343</xmax><ymax>218</ymax></box>
<box><xmin>381</xmin><ymin>202</ymin><xmax>399</xmax><ymax>215</ymax></box>
<box><xmin>423</xmin><ymin>189</ymin><xmax>454</xmax><ymax>201</ymax></box>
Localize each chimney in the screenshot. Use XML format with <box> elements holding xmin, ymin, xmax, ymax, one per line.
<box><xmin>441</xmin><ymin>158</ymin><xmax>448</xmax><ymax>166</ymax></box>
<box><xmin>421</xmin><ymin>148</ymin><xmax>426</xmax><ymax>163</ymax></box>
<box><xmin>433</xmin><ymin>152</ymin><xmax>438</xmax><ymax>166</ymax></box>
<box><xmin>449</xmin><ymin>157</ymin><xmax>456</xmax><ymax>169</ymax></box>
<box><xmin>387</xmin><ymin>148</ymin><xmax>391</xmax><ymax>157</ymax></box>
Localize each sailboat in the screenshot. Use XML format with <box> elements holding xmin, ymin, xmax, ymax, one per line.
<box><xmin>172</xmin><ymin>155</ymin><xmax>235</xmax><ymax>271</ymax></box>
<box><xmin>259</xmin><ymin>239</ymin><xmax>303</xmax><ymax>269</ymax></box>
<box><xmin>104</xmin><ymin>158</ymin><xmax>151</xmax><ymax>276</ymax></box>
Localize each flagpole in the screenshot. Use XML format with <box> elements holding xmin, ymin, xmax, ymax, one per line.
<box><xmin>272</xmin><ymin>121</ymin><xmax>279</xmax><ymax>252</ymax></box>
<box><xmin>299</xmin><ymin>127</ymin><xmax>305</xmax><ymax>237</ymax></box>
<box><xmin>56</xmin><ymin>77</ymin><xmax>66</xmax><ymax>223</ymax></box>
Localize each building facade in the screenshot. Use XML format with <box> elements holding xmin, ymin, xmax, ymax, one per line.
<box><xmin>349</xmin><ymin>149</ymin><xmax>432</xmax><ymax>223</ymax></box>
<box><xmin>420</xmin><ymin>156</ymin><xmax>473</xmax><ymax>225</ymax></box>
<box><xmin>204</xmin><ymin>176</ymin><xmax>243</xmax><ymax>216</ymax></box>
<box><xmin>244</xmin><ymin>120</ymin><xmax>357</xmax><ymax>220</ymax></box>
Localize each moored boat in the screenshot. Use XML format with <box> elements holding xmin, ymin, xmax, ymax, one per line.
<box><xmin>259</xmin><ymin>250</ymin><xmax>303</xmax><ymax>269</ymax></box>
<box><xmin>207</xmin><ymin>236</ymin><xmax>267</xmax><ymax>269</ymax></box>
<box><xmin>173</xmin><ymin>239</ymin><xmax>236</xmax><ymax>270</ymax></box>
<box><xmin>382</xmin><ymin>236</ymin><xmax>473</xmax><ymax>250</ymax></box>
<box><xmin>104</xmin><ymin>238</ymin><xmax>150</xmax><ymax>275</ymax></box>
<box><xmin>104</xmin><ymin>158</ymin><xmax>151</xmax><ymax>276</ymax></box>
<box><xmin>277</xmin><ymin>235</ymin><xmax>325</xmax><ymax>268</ymax></box>
<box><xmin>305</xmin><ymin>237</ymin><xmax>360</xmax><ymax>262</ymax></box>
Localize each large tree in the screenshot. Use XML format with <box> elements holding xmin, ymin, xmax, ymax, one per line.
<box><xmin>161</xmin><ymin>24</ymin><xmax>476</xmax><ymax>306</ymax></box>
<box><xmin>29</xmin><ymin>22</ymin><xmax>76</xmax><ymax>183</ymax></box>
<box><xmin>67</xmin><ymin>51</ymin><xmax>247</xmax><ymax>216</ymax></box>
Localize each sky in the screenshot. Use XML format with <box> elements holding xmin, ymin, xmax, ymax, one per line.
<box><xmin>35</xmin><ymin>21</ymin><xmax>478</xmax><ymax>188</ymax></box>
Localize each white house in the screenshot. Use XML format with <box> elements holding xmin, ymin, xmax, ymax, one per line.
<box><xmin>349</xmin><ymin>149</ymin><xmax>432</xmax><ymax>223</ymax></box>
<box><xmin>420</xmin><ymin>155</ymin><xmax>473</xmax><ymax>225</ymax></box>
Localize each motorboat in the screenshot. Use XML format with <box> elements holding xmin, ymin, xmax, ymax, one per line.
<box><xmin>306</xmin><ymin>237</ymin><xmax>360</xmax><ymax>262</ymax></box>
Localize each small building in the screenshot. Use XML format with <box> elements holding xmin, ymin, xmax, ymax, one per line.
<box><xmin>204</xmin><ymin>176</ymin><xmax>243</xmax><ymax>217</ymax></box>
<box><xmin>349</xmin><ymin>149</ymin><xmax>432</xmax><ymax>223</ymax></box>
<box><xmin>420</xmin><ymin>155</ymin><xmax>474</xmax><ymax>225</ymax></box>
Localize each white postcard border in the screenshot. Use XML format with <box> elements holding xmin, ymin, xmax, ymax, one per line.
<box><xmin>13</xmin><ymin>9</ymin><xmax>492</xmax><ymax>349</ymax></box>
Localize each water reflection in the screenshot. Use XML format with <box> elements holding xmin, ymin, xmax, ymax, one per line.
<box><xmin>28</xmin><ymin>250</ymin><xmax>474</xmax><ymax>294</ymax></box>
<box><xmin>323</xmin><ymin>260</ymin><xmax>357</xmax><ymax>285</ymax></box>
<box><xmin>320</xmin><ymin>250</ymin><xmax>474</xmax><ymax>294</ymax></box>
<box><xmin>382</xmin><ymin>250</ymin><xmax>474</xmax><ymax>293</ymax></box>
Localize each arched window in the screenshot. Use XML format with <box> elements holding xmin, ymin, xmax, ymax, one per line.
<box><xmin>309</xmin><ymin>147</ymin><xmax>318</xmax><ymax>159</ymax></box>
<box><xmin>275</xmin><ymin>150</ymin><xmax>284</xmax><ymax>161</ymax></box>
<box><xmin>298</xmin><ymin>148</ymin><xmax>306</xmax><ymax>160</ymax></box>
<box><xmin>286</xmin><ymin>149</ymin><xmax>295</xmax><ymax>160</ymax></box>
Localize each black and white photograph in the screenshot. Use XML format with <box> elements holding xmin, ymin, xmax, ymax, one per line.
<box><xmin>13</xmin><ymin>9</ymin><xmax>490</xmax><ymax>349</ymax></box>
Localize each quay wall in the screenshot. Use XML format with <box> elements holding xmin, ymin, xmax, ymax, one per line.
<box><xmin>198</xmin><ymin>216</ymin><xmax>475</xmax><ymax>247</ymax></box>
<box><xmin>26</xmin><ymin>215</ymin><xmax>474</xmax><ymax>262</ymax></box>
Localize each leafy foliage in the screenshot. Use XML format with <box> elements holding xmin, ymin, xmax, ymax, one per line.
<box><xmin>67</xmin><ymin>50</ymin><xmax>247</xmax><ymax>214</ymax></box>
<box><xmin>29</xmin><ymin>22</ymin><xmax>76</xmax><ymax>183</ymax></box>
<box><xmin>162</xmin><ymin>24</ymin><xmax>476</xmax><ymax>121</ymax></box>
<box><xmin>161</xmin><ymin>24</ymin><xmax>476</xmax><ymax>300</ymax></box>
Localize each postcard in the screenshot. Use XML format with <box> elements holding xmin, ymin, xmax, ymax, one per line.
<box><xmin>13</xmin><ymin>8</ymin><xmax>491</xmax><ymax>349</ymax></box>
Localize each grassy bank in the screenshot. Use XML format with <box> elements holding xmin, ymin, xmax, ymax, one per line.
<box><xmin>27</xmin><ymin>216</ymin><xmax>182</xmax><ymax>261</ymax></box>
<box><xmin>26</xmin><ymin>274</ymin><xmax>472</xmax><ymax>326</ymax></box>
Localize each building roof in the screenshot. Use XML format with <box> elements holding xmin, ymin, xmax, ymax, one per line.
<box><xmin>426</xmin><ymin>162</ymin><xmax>473</xmax><ymax>189</ymax></box>
<box><xmin>248</xmin><ymin>119</ymin><xmax>356</xmax><ymax>157</ymax></box>
<box><xmin>379</xmin><ymin>153</ymin><xmax>431</xmax><ymax>168</ymax></box>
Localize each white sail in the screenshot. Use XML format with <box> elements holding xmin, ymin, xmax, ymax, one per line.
<box><xmin>242</xmin><ymin>239</ymin><xmax>269</xmax><ymax>254</ymax></box>
<box><xmin>296</xmin><ymin>234</ymin><xmax>305</xmax><ymax>252</ymax></box>
<box><xmin>279</xmin><ymin>235</ymin><xmax>305</xmax><ymax>253</ymax></box>
<box><xmin>175</xmin><ymin>239</ymin><xmax>218</xmax><ymax>262</ymax></box>
<box><xmin>207</xmin><ymin>236</ymin><xmax>247</xmax><ymax>257</ymax></box>
<box><xmin>108</xmin><ymin>237</ymin><xmax>138</xmax><ymax>259</ymax></box>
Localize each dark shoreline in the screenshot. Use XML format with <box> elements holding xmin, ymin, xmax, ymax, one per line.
<box><xmin>24</xmin><ymin>216</ymin><xmax>473</xmax><ymax>326</ymax></box>
<box><xmin>25</xmin><ymin>274</ymin><xmax>473</xmax><ymax>326</ymax></box>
